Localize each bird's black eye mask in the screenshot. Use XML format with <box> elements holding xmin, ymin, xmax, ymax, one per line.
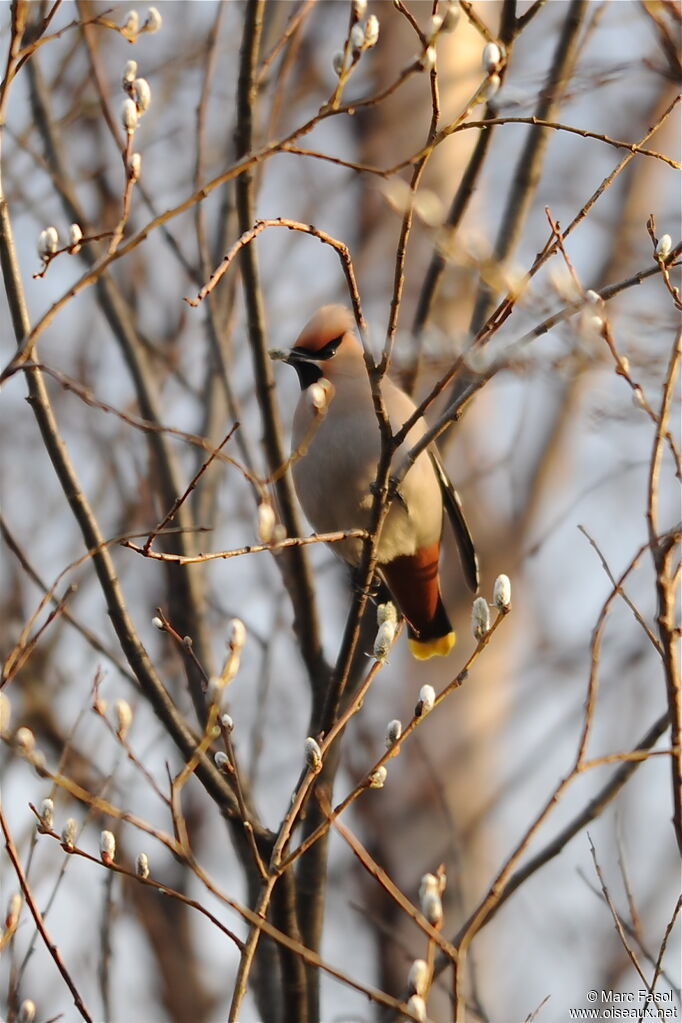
<box><xmin>287</xmin><ymin>334</ymin><xmax>342</xmax><ymax>389</ymax></box>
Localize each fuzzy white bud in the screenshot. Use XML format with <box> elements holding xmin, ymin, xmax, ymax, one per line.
<box><xmin>309</xmin><ymin>377</ymin><xmax>334</xmax><ymax>413</ymax></box>
<box><xmin>441</xmin><ymin>1</ymin><xmax>460</xmax><ymax>32</ymax></box>
<box><xmin>38</xmin><ymin>797</ymin><xmax>54</xmax><ymax>832</ymax></box>
<box><xmin>352</xmin><ymin>0</ymin><xmax>367</xmax><ymax>18</ymax></box>
<box><xmin>415</xmin><ymin>684</ymin><xmax>435</xmax><ymax>717</ymax></box>
<box><xmin>114</xmin><ymin>699</ymin><xmax>133</xmax><ymax>740</ymax></box>
<box><xmin>493</xmin><ymin>574</ymin><xmax>511</xmax><ymax>611</ymax></box>
<box><xmin>100</xmin><ymin>829</ymin><xmax>116</xmax><ymax>864</ymax></box>
<box><xmin>136</xmin><ymin>852</ymin><xmax>150</xmax><ymax>878</ymax></box>
<box><xmin>406</xmin><ymin>994</ymin><xmax>427</xmax><ymax>1020</ymax></box>
<box><xmin>221</xmin><ymin>713</ymin><xmax>234</xmax><ymax>732</ymax></box>
<box><xmin>472</xmin><ymin>596</ymin><xmax>490</xmax><ymax>639</ymax></box>
<box><xmin>122</xmin><ymin>59</ymin><xmax>137</xmax><ymax>87</ymax></box>
<box><xmin>133</xmin><ymin>77</ymin><xmax>151</xmax><ymax>114</ymax></box>
<box><xmin>419</xmin><ymin>872</ymin><xmax>443</xmax><ymax>926</ymax></box>
<box><xmin>482</xmin><ymin>41</ymin><xmax>501</xmax><ymax>73</ymax></box>
<box><xmin>655</xmin><ymin>234</ymin><xmax>672</xmax><ymax>259</ymax></box>
<box><xmin>407</xmin><ymin>958</ymin><xmax>429</xmax><ymax>998</ymax></box>
<box><xmin>121</xmin><ymin>97</ymin><xmax>138</xmax><ymax>134</ymax></box>
<box><xmin>419</xmin><ymin>45</ymin><xmax>437</xmax><ymax>71</ymax></box>
<box><xmin>427</xmin><ymin>13</ymin><xmax>443</xmax><ymax>38</ymax></box>
<box><xmin>151</xmin><ymin>615</ymin><xmax>164</xmax><ymax>630</ymax></box>
<box><xmin>18</xmin><ymin>1000</ymin><xmax>36</xmax><ymax>1023</ymax></box>
<box><xmin>214</xmin><ymin>751</ymin><xmax>229</xmax><ymax>770</ymax></box>
<box><xmin>15</xmin><ymin>726</ymin><xmax>36</xmax><ymax>754</ymax></box>
<box><xmin>377</xmin><ymin>601</ymin><xmax>397</xmax><ymax>626</ymax></box>
<box><xmin>350</xmin><ymin>23</ymin><xmax>365</xmax><ymax>50</ymax></box>
<box><xmin>332</xmin><ymin>50</ymin><xmax>346</xmax><ymax>76</ymax></box>
<box><xmin>257</xmin><ymin>502</ymin><xmax>276</xmax><ymax>543</ymax></box>
<box><xmin>67</xmin><ymin>223</ymin><xmax>83</xmax><ymax>254</ymax></box>
<box><xmin>37</xmin><ymin>226</ymin><xmax>59</xmax><ymax>259</ymax></box>
<box><xmin>364</xmin><ymin>14</ymin><xmax>379</xmax><ymax>47</ymax></box>
<box><xmin>5</xmin><ymin>892</ymin><xmax>22</xmax><ymax>929</ymax></box>
<box><xmin>373</xmin><ymin>620</ymin><xmax>396</xmax><ymax>661</ymax></box>
<box><xmin>304</xmin><ymin>736</ymin><xmax>323</xmax><ymax>773</ymax></box>
<box><xmin>129</xmin><ymin>152</ymin><xmax>142</xmax><ymax>182</ymax></box>
<box><xmin>481</xmin><ymin>73</ymin><xmax>500</xmax><ymax>100</ymax></box>
<box><xmin>0</xmin><ymin>691</ymin><xmax>11</xmax><ymax>736</ymax></box>
<box><xmin>121</xmin><ymin>9</ymin><xmax>139</xmax><ymax>35</ymax></box>
<box><xmin>385</xmin><ymin>718</ymin><xmax>402</xmax><ymax>748</ymax></box>
<box><xmin>142</xmin><ymin>6</ymin><xmax>162</xmax><ymax>32</ymax></box>
<box><xmin>368</xmin><ymin>764</ymin><xmax>387</xmax><ymax>788</ymax></box>
<box><xmin>228</xmin><ymin>618</ymin><xmax>246</xmax><ymax>653</ymax></box>
<box><xmin>585</xmin><ymin>289</ymin><xmax>601</xmax><ymax>304</ymax></box>
<box><xmin>61</xmin><ymin>818</ymin><xmax>77</xmax><ymax>850</ymax></box>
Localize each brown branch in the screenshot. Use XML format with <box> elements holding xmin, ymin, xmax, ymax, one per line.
<box><xmin>0</xmin><ymin>804</ymin><xmax>95</xmax><ymax>1022</ymax></box>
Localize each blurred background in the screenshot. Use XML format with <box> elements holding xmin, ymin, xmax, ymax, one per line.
<box><xmin>0</xmin><ymin>1</ymin><xmax>680</xmax><ymax>1021</ymax></box>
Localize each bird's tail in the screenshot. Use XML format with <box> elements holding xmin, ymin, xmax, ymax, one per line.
<box><xmin>381</xmin><ymin>545</ymin><xmax>455</xmax><ymax>660</ymax></box>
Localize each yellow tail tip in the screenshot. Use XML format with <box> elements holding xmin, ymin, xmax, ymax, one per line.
<box><xmin>408</xmin><ymin>631</ymin><xmax>456</xmax><ymax>660</ymax></box>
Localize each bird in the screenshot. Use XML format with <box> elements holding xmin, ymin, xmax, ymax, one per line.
<box><xmin>273</xmin><ymin>305</ymin><xmax>478</xmax><ymax>659</ymax></box>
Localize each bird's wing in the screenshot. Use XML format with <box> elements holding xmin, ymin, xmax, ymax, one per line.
<box><xmin>429</xmin><ymin>451</ymin><xmax>479</xmax><ymax>593</ymax></box>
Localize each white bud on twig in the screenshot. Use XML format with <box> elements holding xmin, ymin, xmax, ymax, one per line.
<box><xmin>481</xmin><ymin>73</ymin><xmax>500</xmax><ymax>100</ymax></box>
<box><xmin>257</xmin><ymin>501</ymin><xmax>276</xmax><ymax>543</ymax></box>
<box><xmin>352</xmin><ymin>0</ymin><xmax>367</xmax><ymax>18</ymax></box>
<box><xmin>415</xmin><ymin>684</ymin><xmax>435</xmax><ymax>717</ymax></box>
<box><xmin>364</xmin><ymin>14</ymin><xmax>379</xmax><ymax>47</ymax></box>
<box><xmin>332</xmin><ymin>50</ymin><xmax>346</xmax><ymax>76</ymax></box>
<box><xmin>304</xmin><ymin>736</ymin><xmax>323</xmax><ymax>773</ymax></box>
<box><xmin>585</xmin><ymin>289</ymin><xmax>601</xmax><ymax>304</ymax></box>
<box><xmin>132</xmin><ymin>77</ymin><xmax>151</xmax><ymax>114</ymax></box>
<box><xmin>472</xmin><ymin>596</ymin><xmax>490</xmax><ymax>640</ymax></box>
<box><xmin>121</xmin><ymin>97</ymin><xmax>139</xmax><ymax>134</ymax></box>
<box><xmin>309</xmin><ymin>377</ymin><xmax>334</xmax><ymax>414</ymax></box>
<box><xmin>136</xmin><ymin>852</ymin><xmax>150</xmax><ymax>878</ymax></box>
<box><xmin>142</xmin><ymin>6</ymin><xmax>162</xmax><ymax>33</ymax></box>
<box><xmin>419</xmin><ymin>872</ymin><xmax>443</xmax><ymax>926</ymax></box>
<box><xmin>122</xmin><ymin>59</ymin><xmax>137</xmax><ymax>87</ymax></box>
<box><xmin>407</xmin><ymin>958</ymin><xmax>429</xmax><ymax>998</ymax></box>
<box><xmin>151</xmin><ymin>615</ymin><xmax>164</xmax><ymax>630</ymax></box>
<box><xmin>221</xmin><ymin>713</ymin><xmax>234</xmax><ymax>732</ymax></box>
<box><xmin>655</xmin><ymin>234</ymin><xmax>672</xmax><ymax>259</ymax></box>
<box><xmin>18</xmin><ymin>1000</ymin><xmax>36</xmax><ymax>1023</ymax></box>
<box><xmin>482</xmin><ymin>41</ymin><xmax>502</xmax><ymax>73</ymax></box>
<box><xmin>5</xmin><ymin>892</ymin><xmax>22</xmax><ymax>929</ymax></box>
<box><xmin>0</xmin><ymin>691</ymin><xmax>11</xmax><ymax>736</ymax></box>
<box><xmin>406</xmin><ymin>994</ymin><xmax>427</xmax><ymax>1020</ymax></box>
<box><xmin>229</xmin><ymin>617</ymin><xmax>246</xmax><ymax>653</ymax></box>
<box><xmin>121</xmin><ymin>9</ymin><xmax>139</xmax><ymax>36</ymax></box>
<box><xmin>368</xmin><ymin>764</ymin><xmax>387</xmax><ymax>788</ymax></box>
<box><xmin>373</xmin><ymin>620</ymin><xmax>396</xmax><ymax>661</ymax></box>
<box><xmin>427</xmin><ymin>13</ymin><xmax>443</xmax><ymax>39</ymax></box>
<box><xmin>377</xmin><ymin>601</ymin><xmax>397</xmax><ymax>626</ymax></box>
<box><xmin>419</xmin><ymin>45</ymin><xmax>437</xmax><ymax>71</ymax></box>
<box><xmin>114</xmin><ymin>699</ymin><xmax>133</xmax><ymax>740</ymax></box>
<box><xmin>100</xmin><ymin>829</ymin><xmax>116</xmax><ymax>864</ymax></box>
<box><xmin>214</xmin><ymin>751</ymin><xmax>229</xmax><ymax>770</ymax></box>
<box><xmin>129</xmin><ymin>152</ymin><xmax>142</xmax><ymax>182</ymax></box>
<box><xmin>493</xmin><ymin>573</ymin><xmax>511</xmax><ymax>612</ymax></box>
<box><xmin>385</xmin><ymin>718</ymin><xmax>402</xmax><ymax>748</ymax></box>
<box><xmin>61</xmin><ymin>818</ymin><xmax>77</xmax><ymax>850</ymax></box>
<box><xmin>15</xmin><ymin>726</ymin><xmax>36</xmax><ymax>754</ymax></box>
<box><xmin>441</xmin><ymin>1</ymin><xmax>460</xmax><ymax>32</ymax></box>
<box><xmin>68</xmin><ymin>223</ymin><xmax>83</xmax><ymax>253</ymax></box>
<box><xmin>37</xmin><ymin>226</ymin><xmax>59</xmax><ymax>259</ymax></box>
<box><xmin>38</xmin><ymin>797</ymin><xmax>54</xmax><ymax>832</ymax></box>
<box><xmin>350</xmin><ymin>23</ymin><xmax>365</xmax><ymax>50</ymax></box>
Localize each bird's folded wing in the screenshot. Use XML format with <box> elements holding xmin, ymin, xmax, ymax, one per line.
<box><xmin>429</xmin><ymin>451</ymin><xmax>479</xmax><ymax>593</ymax></box>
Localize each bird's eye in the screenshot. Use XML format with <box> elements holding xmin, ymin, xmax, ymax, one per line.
<box><xmin>317</xmin><ymin>334</ymin><xmax>343</xmax><ymax>360</ymax></box>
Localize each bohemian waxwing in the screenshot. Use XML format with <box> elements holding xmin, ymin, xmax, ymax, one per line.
<box><xmin>274</xmin><ymin>305</ymin><xmax>478</xmax><ymax>659</ymax></box>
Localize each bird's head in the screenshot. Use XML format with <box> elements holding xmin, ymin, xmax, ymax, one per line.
<box><xmin>270</xmin><ymin>305</ymin><xmax>363</xmax><ymax>389</ymax></box>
